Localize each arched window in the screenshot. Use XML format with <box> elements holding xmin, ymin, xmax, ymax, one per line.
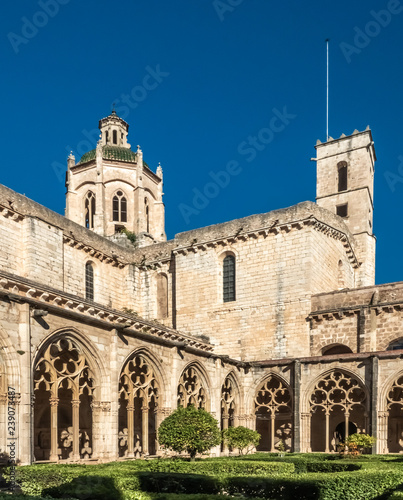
<box><xmin>322</xmin><ymin>344</ymin><xmax>353</xmax><ymax>356</ymax></box>
<box><xmin>85</xmin><ymin>262</ymin><xmax>94</xmax><ymax>301</ymax></box>
<box><xmin>118</xmin><ymin>354</ymin><xmax>159</xmax><ymax>457</ymax></box>
<box><xmin>145</xmin><ymin>198</ymin><xmax>150</xmax><ymax>233</ymax></box>
<box><xmin>84</xmin><ymin>191</ymin><xmax>96</xmax><ymax>229</ymax></box>
<box><xmin>113</xmin><ymin>130</ymin><xmax>117</xmax><ymax>144</ymax></box>
<box><xmin>387</xmin><ymin>339</ymin><xmax>403</xmax><ymax>351</ymax></box>
<box><xmin>113</xmin><ymin>191</ymin><xmax>127</xmax><ymax>223</ymax></box>
<box><xmin>105</xmin><ymin>131</ymin><xmax>109</xmax><ymax>144</ymax></box>
<box><xmin>223</xmin><ymin>255</ymin><xmax>236</xmax><ymax>302</ymax></box>
<box><xmin>338</xmin><ymin>161</ymin><xmax>348</xmax><ymax>192</ymax></box>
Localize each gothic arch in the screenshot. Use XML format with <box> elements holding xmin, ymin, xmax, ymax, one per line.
<box><xmin>32</xmin><ymin>328</ymin><xmax>106</xmax><ymax>392</ymax></box>
<box><xmin>76</xmin><ymin>180</ymin><xmax>96</xmax><ymax>191</ymax></box>
<box><xmin>105</xmin><ymin>179</ymin><xmax>136</xmax><ymax>190</ymax></box>
<box><xmin>0</xmin><ymin>326</ymin><xmax>24</xmax><ymax>456</ymax></box>
<box><xmin>32</xmin><ymin>329</ymin><xmax>105</xmax><ymax>462</ymax></box>
<box><xmin>142</xmin><ymin>188</ymin><xmax>157</xmax><ymax>200</ymax></box>
<box><xmin>177</xmin><ymin>362</ymin><xmax>212</xmax><ymax>411</ymax></box>
<box><xmin>378</xmin><ymin>370</ymin><xmax>403</xmax><ymax>453</ymax></box>
<box><xmin>254</xmin><ymin>373</ymin><xmax>293</xmax><ymax>452</ymax></box>
<box><xmin>0</xmin><ymin>325</ymin><xmax>21</xmax><ymax>389</ymax></box>
<box><xmin>221</xmin><ymin>371</ymin><xmax>241</xmax><ymax>451</ymax></box>
<box><xmin>119</xmin><ymin>347</ymin><xmax>168</xmax><ymax>403</ymax></box>
<box><xmin>303</xmin><ymin>368</ymin><xmax>368</xmax><ymax>453</ymax></box>
<box><xmin>379</xmin><ymin>333</ymin><xmax>403</xmax><ymax>352</ymax></box>
<box><xmin>118</xmin><ymin>348</ymin><xmax>166</xmax><ymax>457</ymax></box>
<box><xmin>321</xmin><ymin>344</ymin><xmax>353</xmax><ymax>356</ymax></box>
<box><xmin>314</xmin><ymin>337</ymin><xmax>355</xmax><ymax>356</ymax></box>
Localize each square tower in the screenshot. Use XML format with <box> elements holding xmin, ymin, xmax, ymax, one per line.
<box><xmin>315</xmin><ymin>128</ymin><xmax>376</xmax><ymax>286</ymax></box>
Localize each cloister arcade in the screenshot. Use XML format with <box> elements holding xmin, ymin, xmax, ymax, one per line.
<box><xmin>2</xmin><ymin>329</ymin><xmax>403</xmax><ymax>462</ymax></box>
<box><xmin>254</xmin><ymin>375</ymin><xmax>293</xmax><ymax>452</ymax></box>
<box><xmin>306</xmin><ymin>370</ymin><xmax>368</xmax><ymax>453</ymax></box>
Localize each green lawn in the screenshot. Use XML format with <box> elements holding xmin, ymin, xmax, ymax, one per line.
<box><xmin>2</xmin><ymin>453</ymin><xmax>403</xmax><ymax>499</ymax></box>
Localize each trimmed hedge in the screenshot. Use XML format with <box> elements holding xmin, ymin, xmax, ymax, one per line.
<box><xmin>144</xmin><ymin>459</ymin><xmax>295</xmax><ymax>476</ymax></box>
<box><xmin>44</xmin><ymin>474</ymin><xmax>123</xmax><ymax>499</ymax></box>
<box><xmin>5</xmin><ymin>455</ymin><xmax>403</xmax><ymax>500</ymax></box>
<box><xmin>222</xmin><ymin>470</ymin><xmax>403</xmax><ymax>500</ymax></box>
<box><xmin>306</xmin><ymin>462</ymin><xmax>362</xmax><ymax>473</ymax></box>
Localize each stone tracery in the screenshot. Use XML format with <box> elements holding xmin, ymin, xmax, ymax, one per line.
<box><xmin>33</xmin><ymin>338</ymin><xmax>95</xmax><ymax>461</ymax></box>
<box><xmin>308</xmin><ymin>370</ymin><xmax>367</xmax><ymax>452</ymax></box>
<box><xmin>254</xmin><ymin>375</ymin><xmax>292</xmax><ymax>452</ymax></box>
<box><xmin>385</xmin><ymin>373</ymin><xmax>403</xmax><ymax>453</ymax></box>
<box><xmin>118</xmin><ymin>353</ymin><xmax>159</xmax><ymax>457</ymax></box>
<box><xmin>177</xmin><ymin>365</ymin><xmax>207</xmax><ymax>409</ymax></box>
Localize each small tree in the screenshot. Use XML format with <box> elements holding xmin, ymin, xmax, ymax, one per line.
<box><xmin>340</xmin><ymin>433</ymin><xmax>376</xmax><ymax>456</ymax></box>
<box><xmin>222</xmin><ymin>426</ymin><xmax>260</xmax><ymax>455</ymax></box>
<box><xmin>158</xmin><ymin>405</ymin><xmax>221</xmax><ymax>461</ymax></box>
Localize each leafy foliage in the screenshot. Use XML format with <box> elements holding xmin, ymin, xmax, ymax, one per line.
<box><xmin>158</xmin><ymin>406</ymin><xmax>221</xmax><ymax>460</ymax></box>
<box><xmin>222</xmin><ymin>426</ymin><xmax>260</xmax><ymax>455</ymax></box>
<box><xmin>119</xmin><ymin>227</ymin><xmax>137</xmax><ymax>245</ymax></box>
<box><xmin>6</xmin><ymin>453</ymin><xmax>403</xmax><ymax>499</ymax></box>
<box><xmin>340</xmin><ymin>434</ymin><xmax>376</xmax><ymax>456</ymax></box>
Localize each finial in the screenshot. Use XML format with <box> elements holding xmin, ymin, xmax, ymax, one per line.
<box><xmin>111</xmin><ymin>103</ymin><xmax>117</xmax><ymax>115</ymax></box>
<box><xmin>68</xmin><ymin>151</ymin><xmax>75</xmax><ymax>160</ymax></box>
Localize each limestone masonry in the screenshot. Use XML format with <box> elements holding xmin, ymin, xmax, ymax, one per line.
<box><xmin>0</xmin><ymin>112</ymin><xmax>401</xmax><ymax>464</ymax></box>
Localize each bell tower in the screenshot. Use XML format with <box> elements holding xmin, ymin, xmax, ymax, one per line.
<box><xmin>315</xmin><ymin>128</ymin><xmax>376</xmax><ymax>286</ymax></box>
<box><xmin>65</xmin><ymin>111</ymin><xmax>166</xmax><ymax>244</ymax></box>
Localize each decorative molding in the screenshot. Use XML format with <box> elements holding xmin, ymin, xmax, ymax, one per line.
<box><xmin>0</xmin><ymin>270</ymin><xmax>214</xmax><ymax>352</ymax></box>
<box><xmin>171</xmin><ymin>216</ymin><xmax>358</xmax><ymax>268</ymax></box>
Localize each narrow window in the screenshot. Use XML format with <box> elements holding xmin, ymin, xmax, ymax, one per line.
<box><xmin>223</xmin><ymin>255</ymin><xmax>236</xmax><ymax>302</ymax></box>
<box><xmin>105</xmin><ymin>131</ymin><xmax>109</xmax><ymax>144</ymax></box>
<box><xmin>336</xmin><ymin>203</ymin><xmax>348</xmax><ymax>218</ymax></box>
<box><xmin>338</xmin><ymin>162</ymin><xmax>348</xmax><ymax>192</ymax></box>
<box><xmin>121</xmin><ymin>196</ymin><xmax>127</xmax><ymax>223</ymax></box>
<box><xmin>112</xmin><ymin>190</ymin><xmax>127</xmax><ymax>222</ymax></box>
<box><xmin>113</xmin><ymin>130</ymin><xmax>117</xmax><ymax>144</ymax></box>
<box><xmin>85</xmin><ymin>262</ymin><xmax>94</xmax><ymax>301</ymax></box>
<box><xmin>84</xmin><ymin>191</ymin><xmax>96</xmax><ymax>229</ymax></box>
<box><xmin>145</xmin><ymin>198</ymin><xmax>150</xmax><ymax>233</ymax></box>
<box><xmin>157</xmin><ymin>274</ymin><xmax>168</xmax><ymax>319</ymax></box>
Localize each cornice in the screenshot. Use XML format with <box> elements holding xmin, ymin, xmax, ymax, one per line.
<box><xmin>171</xmin><ymin>216</ymin><xmax>359</xmax><ymax>268</ymax></box>
<box><xmin>0</xmin><ymin>271</ymin><xmax>213</xmax><ymax>353</ymax></box>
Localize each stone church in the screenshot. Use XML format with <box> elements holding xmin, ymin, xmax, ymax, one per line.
<box><xmin>1</xmin><ymin>111</ymin><xmax>402</xmax><ymax>465</ymax></box>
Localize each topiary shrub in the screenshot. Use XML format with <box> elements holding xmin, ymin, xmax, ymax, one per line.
<box><xmin>158</xmin><ymin>406</ymin><xmax>221</xmax><ymax>461</ymax></box>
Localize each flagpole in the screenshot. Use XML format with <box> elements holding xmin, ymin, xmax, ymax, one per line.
<box><xmin>326</xmin><ymin>39</ymin><xmax>329</xmax><ymax>141</ymax></box>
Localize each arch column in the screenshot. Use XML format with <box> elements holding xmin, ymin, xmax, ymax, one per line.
<box><xmin>72</xmin><ymin>399</ymin><xmax>80</xmax><ymax>460</ymax></box>
<box><xmin>378</xmin><ymin>410</ymin><xmax>389</xmax><ymax>454</ymax></box>
<box><xmin>301</xmin><ymin>412</ymin><xmax>311</xmax><ymax>452</ymax></box>
<box><xmin>49</xmin><ymin>397</ymin><xmax>59</xmax><ymax>462</ymax></box>
<box><xmin>222</xmin><ymin>414</ymin><xmax>229</xmax><ymax>453</ymax></box>
<box><xmin>270</xmin><ymin>413</ymin><xmax>276</xmax><ymax>452</ymax></box>
<box><xmin>324</xmin><ymin>410</ymin><xmax>330</xmax><ymax>453</ymax></box>
<box><xmin>142</xmin><ymin>405</ymin><xmax>149</xmax><ymax>455</ymax></box>
<box><xmin>127</xmin><ymin>404</ymin><xmax>135</xmax><ymax>458</ymax></box>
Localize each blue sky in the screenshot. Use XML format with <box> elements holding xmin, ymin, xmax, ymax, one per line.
<box><xmin>0</xmin><ymin>0</ymin><xmax>402</xmax><ymax>285</ymax></box>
